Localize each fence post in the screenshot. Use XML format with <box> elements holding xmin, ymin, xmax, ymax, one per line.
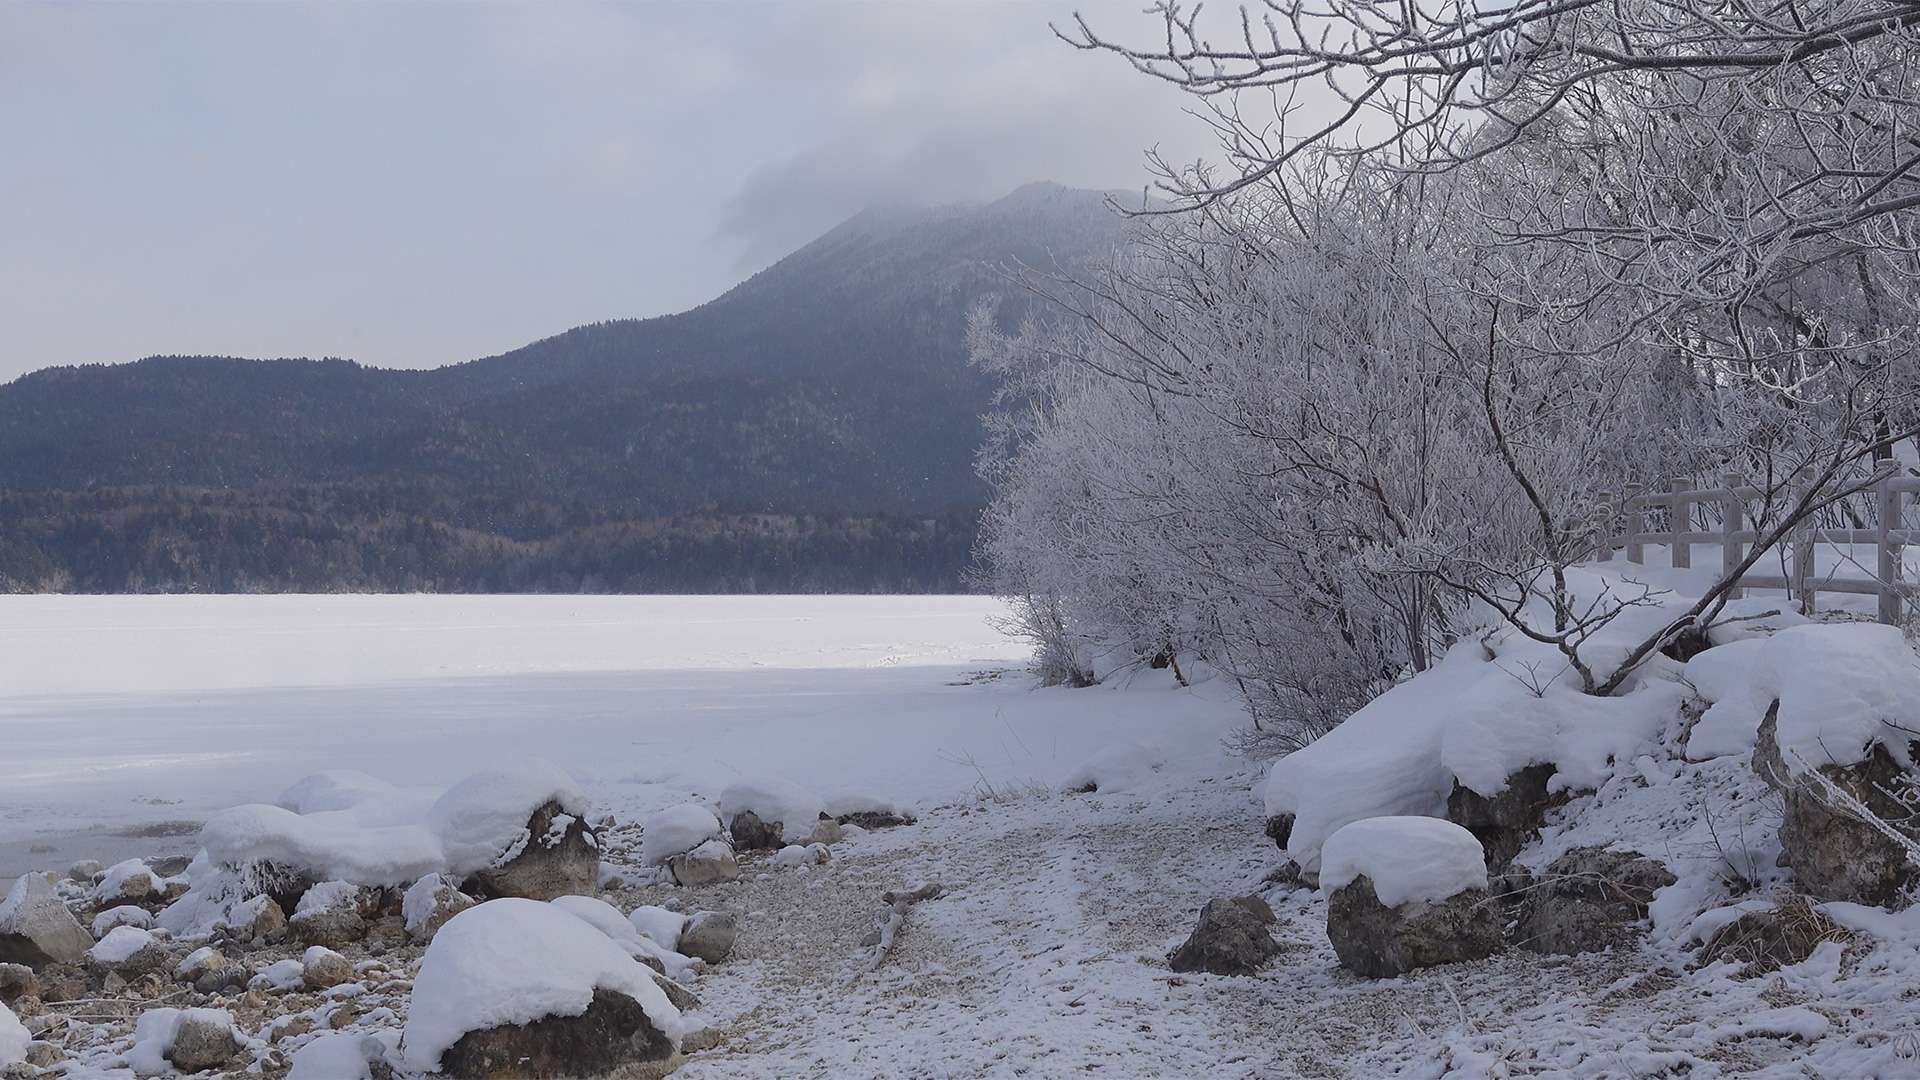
<box><xmin>1879</xmin><ymin>476</ymin><xmax>1903</xmax><ymax>625</ymax></box>
<box><xmin>1670</xmin><ymin>476</ymin><xmax>1692</xmax><ymax>569</ymax></box>
<box><xmin>1594</xmin><ymin>495</ymin><xmax>1615</xmax><ymax>562</ymax></box>
<box><xmin>1625</xmin><ymin>483</ymin><xmax>1645</xmax><ymax>565</ymax></box>
<box><xmin>1722</xmin><ymin>472</ymin><xmax>1745</xmax><ymax>600</ymax></box>
<box><xmin>1793</xmin><ymin>469</ymin><xmax>1816</xmax><ymax>615</ymax></box>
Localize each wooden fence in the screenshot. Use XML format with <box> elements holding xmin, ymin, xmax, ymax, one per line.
<box><xmin>1593</xmin><ymin>473</ymin><xmax>1920</xmax><ymax>624</ymax></box>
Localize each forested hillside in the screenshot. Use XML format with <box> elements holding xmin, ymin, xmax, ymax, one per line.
<box><xmin>0</xmin><ymin>182</ymin><xmax>1125</xmax><ymax>593</ymax></box>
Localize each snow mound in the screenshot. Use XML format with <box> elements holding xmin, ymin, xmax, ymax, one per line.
<box><xmin>641</xmin><ymin>804</ymin><xmax>723</xmax><ymax>866</ymax></box>
<box><xmin>288</xmin><ymin>1033</ymin><xmax>386</xmax><ymax>1080</ymax></box>
<box><xmin>276</xmin><ymin>770</ymin><xmax>439</xmax><ymax>827</ymax></box>
<box><xmin>89</xmin><ymin>925</ymin><xmax>154</xmax><ymax>965</ymax></box>
<box><xmin>1061</xmin><ymin>742</ymin><xmax>1166</xmax><ymax>794</ymax></box>
<box><xmin>823</xmin><ymin>789</ymin><xmax>910</xmax><ymax>819</ymax></box>
<box><xmin>199</xmin><ymin>804</ymin><xmax>442</xmax><ymax>887</ymax></box>
<box><xmin>126</xmin><ymin>1008</ymin><xmax>233</xmax><ymax>1077</ymax></box>
<box><xmin>428</xmin><ymin>760</ymin><xmax>588</xmax><ymax>878</ymax></box>
<box><xmin>1753</xmin><ymin>623</ymin><xmax>1920</xmax><ymax>774</ymax></box>
<box><xmin>194</xmin><ymin>759</ymin><xmax>587</xmax><ymax>889</ymax></box>
<box><xmin>401</xmin><ymin>898</ymin><xmax>683</xmax><ymax>1073</ymax></box>
<box><xmin>719</xmin><ymin>778</ymin><xmax>826</xmax><ymax>844</ymax></box>
<box><xmin>1440</xmin><ymin>676</ymin><xmax>1684</xmax><ymax>798</ymax></box>
<box><xmin>627</xmin><ymin>906</ymin><xmax>686</xmax><ymax>951</ymax></box>
<box><xmin>1319</xmin><ymin>816</ymin><xmax>1488</xmax><ymax>907</ymax></box>
<box><xmin>0</xmin><ymin>1001</ymin><xmax>27</xmax><ymax>1069</ymax></box>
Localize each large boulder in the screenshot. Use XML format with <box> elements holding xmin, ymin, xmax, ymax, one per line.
<box><xmin>470</xmin><ymin>800</ymin><xmax>600</xmax><ymax>902</ymax></box>
<box><xmin>1167</xmin><ymin>897</ymin><xmax>1281</xmax><ymax>976</ymax></box>
<box><xmin>676</xmin><ymin>911</ymin><xmax>736</xmax><ymax>964</ymax></box>
<box><xmin>0</xmin><ymin>874</ymin><xmax>93</xmax><ymax>971</ymax></box>
<box><xmin>1511</xmin><ymin>847</ymin><xmax>1675</xmax><ymax>954</ymax></box>
<box><xmin>90</xmin><ymin>860</ymin><xmax>159</xmax><ymax>909</ymax></box>
<box><xmin>401</xmin><ymin>899</ymin><xmax>682</xmax><ymax>1080</ymax></box>
<box><xmin>1756</xmin><ymin>704</ymin><xmax>1920</xmax><ymax>907</ymax></box>
<box><xmin>1446</xmin><ymin>764</ymin><xmax>1560</xmax><ymax>875</ymax></box>
<box><xmin>1321</xmin><ymin>817</ymin><xmax>1503</xmax><ymax>978</ymax></box>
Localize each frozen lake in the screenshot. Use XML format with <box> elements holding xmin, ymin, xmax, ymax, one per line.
<box><xmin>0</xmin><ymin>594</ymin><xmax>1236</xmax><ymax>881</ymax></box>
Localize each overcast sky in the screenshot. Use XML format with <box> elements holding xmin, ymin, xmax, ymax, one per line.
<box><xmin>0</xmin><ymin>1</ymin><xmax>1220</xmax><ymax>382</ymax></box>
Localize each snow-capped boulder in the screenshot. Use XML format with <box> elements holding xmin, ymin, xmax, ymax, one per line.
<box><xmin>0</xmin><ymin>873</ymin><xmax>93</xmax><ymax>970</ymax></box>
<box><xmin>1167</xmin><ymin>897</ymin><xmax>1280</xmax><ymax>976</ymax></box>
<box><xmin>1512</xmin><ymin>847</ymin><xmax>1675</xmax><ymax>955</ymax></box>
<box><xmin>87</xmin><ymin>925</ymin><xmax>169</xmax><ymax>978</ymax></box>
<box><xmin>668</xmin><ymin>839</ymin><xmax>740</xmax><ymax>887</ymax></box>
<box><xmin>287</xmin><ymin>1032</ymin><xmax>392</xmax><ymax>1080</ymax></box>
<box><xmin>401</xmin><ymin>898</ymin><xmax>683</xmax><ymax>1078</ymax></box>
<box><xmin>1756</xmin><ymin>702</ymin><xmax>1920</xmax><ymax>907</ymax></box>
<box><xmin>174</xmin><ymin>946</ymin><xmax>224</xmax><ymax>984</ymax></box>
<box><xmin>65</xmin><ymin>860</ymin><xmax>104</xmax><ymax>884</ymax></box>
<box><xmin>402</xmin><ymin>873</ymin><xmax>475</xmax><ymax>945</ymax></box>
<box><xmin>626</xmin><ymin>907</ymin><xmax>686</xmax><ymax>953</ymax></box>
<box><xmin>641</xmin><ymin>804</ymin><xmax>724</xmax><ymax>867</ymax></box>
<box><xmin>720</xmin><ymin>778</ymin><xmax>828</xmax><ymax>850</ymax></box>
<box><xmin>1321</xmin><ymin>817</ymin><xmax>1502</xmax><ymax>978</ymax></box>
<box><xmin>430</xmin><ymin>761</ymin><xmax>598</xmax><ymax>901</ymax></box>
<box><xmin>772</xmin><ymin>843</ymin><xmax>830</xmax><ymax>867</ymax></box>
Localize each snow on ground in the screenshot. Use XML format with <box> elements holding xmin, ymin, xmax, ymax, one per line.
<box><xmin>12</xmin><ymin>592</ymin><xmax>1920</xmax><ymax>1078</ymax></box>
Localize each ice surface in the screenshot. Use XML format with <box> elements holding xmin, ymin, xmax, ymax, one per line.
<box><xmin>401</xmin><ymin>898</ymin><xmax>683</xmax><ymax>1073</ymax></box>
<box><xmin>1319</xmin><ymin>816</ymin><xmax>1488</xmax><ymax>906</ymax></box>
<box><xmin>641</xmin><ymin>804</ymin><xmax>723</xmax><ymax>866</ymax></box>
<box><xmin>720</xmin><ymin>779</ymin><xmax>826</xmax><ymax>845</ymax></box>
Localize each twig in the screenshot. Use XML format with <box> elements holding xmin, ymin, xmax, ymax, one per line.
<box><xmin>864</xmin><ymin>883</ymin><xmax>944</xmax><ymax>972</ymax></box>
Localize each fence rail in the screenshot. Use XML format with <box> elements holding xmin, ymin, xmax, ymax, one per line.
<box><xmin>1594</xmin><ymin>472</ymin><xmax>1919</xmax><ymax>624</ymax></box>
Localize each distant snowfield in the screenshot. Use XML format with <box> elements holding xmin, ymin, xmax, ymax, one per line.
<box><xmin>0</xmin><ymin>595</ymin><xmax>1242</xmax><ymax>880</ymax></box>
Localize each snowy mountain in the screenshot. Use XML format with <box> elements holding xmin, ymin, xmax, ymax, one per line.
<box><xmin>0</xmin><ymin>183</ymin><xmax>1130</xmax><ymax>593</ymax></box>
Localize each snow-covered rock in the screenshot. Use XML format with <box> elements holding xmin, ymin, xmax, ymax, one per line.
<box><xmin>676</xmin><ymin>910</ymin><xmax>736</xmax><ymax>963</ymax></box>
<box><xmin>290</xmin><ymin>880</ymin><xmax>372</xmax><ymax>947</ymax></box>
<box><xmin>668</xmin><ymin>838</ymin><xmax>739</xmax><ymax>886</ymax></box>
<box><xmin>287</xmin><ymin>1032</ymin><xmax>390</xmax><ymax>1080</ymax></box>
<box><xmin>1321</xmin><ymin>817</ymin><xmax>1489</xmax><ymax>908</ymax></box>
<box><xmin>301</xmin><ymin>945</ymin><xmax>354</xmax><ymax>989</ymax></box>
<box><xmin>86</xmin><ymin>925</ymin><xmax>168</xmax><ymax>977</ymax></box>
<box><xmin>401</xmin><ymin>898</ymin><xmax>683</xmax><ymax>1076</ymax></box>
<box><xmin>249</xmin><ymin>958</ymin><xmax>306</xmax><ymax>993</ymax></box>
<box><xmin>427</xmin><ymin>760</ymin><xmax>590</xmax><ymax>880</ymax></box>
<box><xmin>641</xmin><ymin>804</ymin><xmax>724</xmax><ymax>867</ymax></box>
<box><xmin>1511</xmin><ymin>847</ymin><xmax>1676</xmax><ymax>955</ymax></box>
<box><xmin>175</xmin><ymin>945</ymin><xmax>224</xmax><ymax>983</ymax></box>
<box><xmin>823</xmin><ymin>788</ymin><xmax>914</xmax><ymax>827</ymax></box>
<box><xmin>0</xmin><ymin>872</ymin><xmax>93</xmax><ymax>969</ymax></box>
<box><xmin>126</xmin><ymin>1008</ymin><xmax>237</xmax><ymax>1077</ymax></box>
<box><xmin>200</xmin><ymin>803</ymin><xmax>442</xmax><ymax>890</ymax></box>
<box><xmin>92</xmin><ymin>905</ymin><xmax>155</xmax><ymax>936</ymax></box>
<box><xmin>720</xmin><ymin>778</ymin><xmax>827</xmax><ymax>848</ymax></box>
<box><xmin>92</xmin><ymin>859</ymin><xmax>158</xmax><ymax>907</ymax></box>
<box><xmin>1061</xmin><ymin>742</ymin><xmax>1166</xmax><ymax>794</ymax></box>
<box><xmin>402</xmin><ymin>873</ymin><xmax>475</xmax><ymax>944</ymax></box>
<box><xmin>1167</xmin><ymin>897</ymin><xmax>1280</xmax><ymax>976</ymax></box>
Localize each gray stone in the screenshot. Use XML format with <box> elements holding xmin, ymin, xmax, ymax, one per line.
<box><xmin>677</xmin><ymin>911</ymin><xmax>737</xmax><ymax>963</ymax></box>
<box><xmin>225</xmin><ymin>895</ymin><xmax>287</xmax><ymax>944</ymax></box>
<box><xmin>0</xmin><ymin>962</ymin><xmax>37</xmax><ymax>1005</ymax></box>
<box><xmin>438</xmin><ymin>987</ymin><xmax>674</xmax><ymax>1080</ymax></box>
<box><xmin>1264</xmin><ymin>814</ymin><xmax>1294</xmax><ymax>851</ymax></box>
<box><xmin>837</xmin><ymin>811</ymin><xmax>912</xmax><ymax>830</ymax></box>
<box><xmin>0</xmin><ymin>874</ymin><xmax>94</xmax><ymax>970</ymax></box>
<box><xmin>291</xmin><ymin>909</ymin><xmax>368</xmax><ymax>949</ymax></box>
<box><xmin>169</xmin><ymin>1013</ymin><xmax>240</xmax><ymax>1072</ymax></box>
<box><xmin>1447</xmin><ymin>763</ymin><xmax>1561</xmax><ymax>874</ymax></box>
<box><xmin>147</xmin><ymin>856</ymin><xmax>193</xmax><ymax>879</ymax></box>
<box><xmin>64</xmin><ymin>862</ymin><xmax>104</xmax><ymax>884</ymax></box>
<box><xmin>1167</xmin><ymin>897</ymin><xmax>1282</xmax><ymax>976</ymax></box>
<box><xmin>471</xmin><ymin>800</ymin><xmax>600</xmax><ymax>902</ymax></box>
<box><xmin>1511</xmin><ymin>847</ymin><xmax>1675</xmax><ymax>955</ymax></box>
<box><xmin>23</xmin><ymin>1042</ymin><xmax>62</xmax><ymax>1068</ymax></box>
<box><xmin>1325</xmin><ymin>875</ymin><xmax>1503</xmax><ymax>978</ymax></box>
<box><xmin>650</xmin><ymin>972</ymin><xmax>701</xmax><ymax>1012</ymax></box>
<box><xmin>727</xmin><ymin>810</ymin><xmax>782</xmax><ymax>852</ymax></box>
<box><xmin>668</xmin><ymin>839</ymin><xmax>740</xmax><ymax>887</ymax></box>
<box><xmin>1756</xmin><ymin>702</ymin><xmax>1920</xmax><ymax>907</ymax></box>
<box><xmin>805</xmin><ymin>816</ymin><xmax>843</xmax><ymax>846</ymax></box>
<box><xmin>194</xmin><ymin>965</ymin><xmax>251</xmax><ymax>995</ymax></box>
